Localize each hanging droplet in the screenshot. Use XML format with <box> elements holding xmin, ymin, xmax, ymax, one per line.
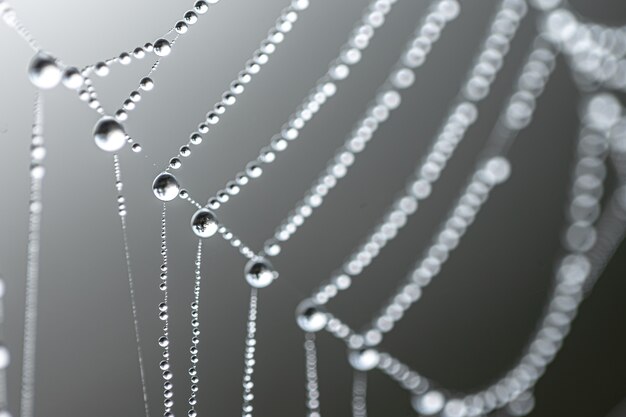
<box><xmin>61</xmin><ymin>67</ymin><xmax>84</xmax><ymax>89</ymax></box>
<box><xmin>244</xmin><ymin>256</ymin><xmax>278</xmax><ymax>288</ymax></box>
<box><xmin>94</xmin><ymin>62</ymin><xmax>110</xmax><ymax>77</ymax></box>
<box><xmin>28</xmin><ymin>52</ymin><xmax>62</xmax><ymax>89</ymax></box>
<box><xmin>348</xmin><ymin>348</ymin><xmax>380</xmax><ymax>371</ymax></box>
<box><xmin>154</xmin><ymin>39</ymin><xmax>172</xmax><ymax>57</ymax></box>
<box><xmin>411</xmin><ymin>391</ymin><xmax>445</xmax><ymax>415</ymax></box>
<box><xmin>152</xmin><ymin>172</ymin><xmax>180</xmax><ymax>201</ymax></box>
<box><xmin>190</xmin><ymin>208</ymin><xmax>219</xmax><ymax>238</ymax></box>
<box><xmin>140</xmin><ymin>77</ymin><xmax>154</xmax><ymax>91</ymax></box>
<box><xmin>93</xmin><ymin>116</ymin><xmax>127</xmax><ymax>152</ymax></box>
<box><xmin>295</xmin><ymin>299</ymin><xmax>328</xmax><ymax>332</ymax></box>
<box><xmin>131</xmin><ymin>143</ymin><xmax>142</xmax><ymax>153</ymax></box>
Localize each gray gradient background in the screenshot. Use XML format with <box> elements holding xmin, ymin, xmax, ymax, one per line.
<box><xmin>0</xmin><ymin>0</ymin><xmax>625</xmax><ymax>416</ymax></box>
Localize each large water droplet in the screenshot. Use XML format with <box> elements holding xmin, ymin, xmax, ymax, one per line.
<box><xmin>348</xmin><ymin>348</ymin><xmax>379</xmax><ymax>371</ymax></box>
<box><xmin>411</xmin><ymin>391</ymin><xmax>445</xmax><ymax>415</ymax></box>
<box><xmin>154</xmin><ymin>39</ymin><xmax>172</xmax><ymax>57</ymax></box>
<box><xmin>152</xmin><ymin>172</ymin><xmax>180</xmax><ymax>201</ymax></box>
<box><xmin>61</xmin><ymin>67</ymin><xmax>84</xmax><ymax>89</ymax></box>
<box><xmin>93</xmin><ymin>116</ymin><xmax>127</xmax><ymax>152</ymax></box>
<box><xmin>296</xmin><ymin>299</ymin><xmax>328</xmax><ymax>332</ymax></box>
<box><xmin>28</xmin><ymin>52</ymin><xmax>62</xmax><ymax>89</ymax></box>
<box><xmin>191</xmin><ymin>208</ymin><xmax>219</xmax><ymax>238</ymax></box>
<box><xmin>244</xmin><ymin>257</ymin><xmax>277</xmax><ymax>288</ymax></box>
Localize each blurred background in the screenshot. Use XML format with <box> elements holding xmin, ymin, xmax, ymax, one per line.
<box><xmin>0</xmin><ymin>0</ymin><xmax>625</xmax><ymax>416</ymax></box>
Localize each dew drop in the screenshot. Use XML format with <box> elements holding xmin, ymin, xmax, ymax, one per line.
<box><xmin>61</xmin><ymin>67</ymin><xmax>84</xmax><ymax>89</ymax></box>
<box><xmin>191</xmin><ymin>208</ymin><xmax>219</xmax><ymax>238</ymax></box>
<box><xmin>348</xmin><ymin>348</ymin><xmax>380</xmax><ymax>371</ymax></box>
<box><xmin>244</xmin><ymin>257</ymin><xmax>278</xmax><ymax>288</ymax></box>
<box><xmin>93</xmin><ymin>116</ymin><xmax>127</xmax><ymax>152</ymax></box>
<box><xmin>295</xmin><ymin>299</ymin><xmax>328</xmax><ymax>332</ymax></box>
<box><xmin>28</xmin><ymin>52</ymin><xmax>62</xmax><ymax>89</ymax></box>
<box><xmin>140</xmin><ymin>77</ymin><xmax>154</xmax><ymax>91</ymax></box>
<box><xmin>152</xmin><ymin>172</ymin><xmax>180</xmax><ymax>201</ymax></box>
<box><xmin>154</xmin><ymin>39</ymin><xmax>172</xmax><ymax>57</ymax></box>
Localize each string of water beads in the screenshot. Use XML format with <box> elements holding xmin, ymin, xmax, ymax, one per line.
<box><xmin>360</xmin><ymin>40</ymin><xmax>559</xmax><ymax>343</ymax></box>
<box><xmin>173</xmin><ymin>0</ymin><xmax>407</xmax><ymax>207</ymax></box>
<box><xmin>264</xmin><ymin>0</ymin><xmax>527</xmax><ymax>260</ymax></box>
<box><xmin>0</xmin><ymin>275</ymin><xmax>11</xmax><ymax>417</ymax></box>
<box><xmin>305</xmin><ymin>5</ymin><xmax>544</xmax><ymax>313</ymax></box>
<box><xmin>241</xmin><ymin>289</ymin><xmax>259</xmax><ymax>417</ymax></box>
<box><xmin>331</xmin><ymin>92</ymin><xmax>624</xmax><ymax>417</ymax></box>
<box><xmin>352</xmin><ymin>371</ymin><xmax>368</xmax><ymax>417</ymax></box>
<box><xmin>0</xmin><ymin>1</ymin><xmax>40</xmax><ymax>51</ymax></box>
<box><xmin>186</xmin><ymin>240</ymin><xmax>202</xmax><ymax>417</ymax></box>
<box><xmin>112</xmin><ymin>155</ymin><xmax>151</xmax><ymax>417</ymax></box>
<box><xmin>19</xmin><ymin>93</ymin><xmax>44</xmax><ymax>417</ymax></box>
<box><xmin>400</xmin><ymin>98</ymin><xmax>624</xmax><ymax>417</ymax></box>
<box><xmin>303</xmin><ymin>333</ymin><xmax>321</xmax><ymax>417</ymax></box>
<box><xmin>294</xmin><ymin>35</ymin><xmax>558</xmax><ymax>416</ymax></box>
<box><xmin>204</xmin><ymin>0</ymin><xmax>464</xmax><ymax>260</ymax></box>
<box><xmin>161</xmin><ymin>0</ymin><xmax>311</xmax><ymax>173</ymax></box>
<box><xmin>541</xmin><ymin>6</ymin><xmax>626</xmax><ymax>92</ymax></box>
<box><xmin>158</xmin><ymin>205</ymin><xmax>175</xmax><ymax>417</ymax></box>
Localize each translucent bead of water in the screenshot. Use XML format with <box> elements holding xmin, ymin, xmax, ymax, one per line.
<box><xmin>244</xmin><ymin>257</ymin><xmax>278</xmax><ymax>288</ymax></box>
<box><xmin>93</xmin><ymin>117</ymin><xmax>127</xmax><ymax>152</ymax></box>
<box><xmin>296</xmin><ymin>299</ymin><xmax>328</xmax><ymax>332</ymax></box>
<box><xmin>152</xmin><ymin>172</ymin><xmax>180</xmax><ymax>201</ymax></box>
<box><xmin>28</xmin><ymin>52</ymin><xmax>62</xmax><ymax>89</ymax></box>
<box><xmin>190</xmin><ymin>208</ymin><xmax>219</xmax><ymax>238</ymax></box>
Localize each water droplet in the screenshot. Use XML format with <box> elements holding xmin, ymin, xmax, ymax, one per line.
<box><xmin>154</xmin><ymin>39</ymin><xmax>172</xmax><ymax>57</ymax></box>
<box><xmin>194</xmin><ymin>0</ymin><xmax>209</xmax><ymax>14</ymax></box>
<box><xmin>158</xmin><ymin>336</ymin><xmax>169</xmax><ymax>347</ymax></box>
<box><xmin>93</xmin><ymin>116</ymin><xmax>127</xmax><ymax>152</ymax></box>
<box><xmin>586</xmin><ymin>93</ymin><xmax>622</xmax><ymax>131</ymax></box>
<box><xmin>191</xmin><ymin>208</ymin><xmax>219</xmax><ymax>238</ymax></box>
<box><xmin>483</xmin><ymin>156</ymin><xmax>511</xmax><ymax>184</ymax></box>
<box><xmin>296</xmin><ymin>299</ymin><xmax>328</xmax><ymax>332</ymax></box>
<box><xmin>244</xmin><ymin>257</ymin><xmax>278</xmax><ymax>288</ymax></box>
<box><xmin>94</xmin><ymin>62</ymin><xmax>110</xmax><ymax>77</ymax></box>
<box><xmin>132</xmin><ymin>143</ymin><xmax>142</xmax><ymax>153</ymax></box>
<box><xmin>348</xmin><ymin>348</ymin><xmax>380</xmax><ymax>371</ymax></box>
<box><xmin>152</xmin><ymin>172</ymin><xmax>180</xmax><ymax>201</ymax></box>
<box><xmin>175</xmin><ymin>21</ymin><xmax>189</xmax><ymax>34</ymax></box>
<box><xmin>61</xmin><ymin>67</ymin><xmax>84</xmax><ymax>89</ymax></box>
<box><xmin>411</xmin><ymin>391</ymin><xmax>445</xmax><ymax>415</ymax></box>
<box><xmin>28</xmin><ymin>52</ymin><xmax>62</xmax><ymax>89</ymax></box>
<box><xmin>140</xmin><ymin>77</ymin><xmax>154</xmax><ymax>91</ymax></box>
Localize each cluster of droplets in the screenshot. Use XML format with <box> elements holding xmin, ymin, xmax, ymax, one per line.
<box><xmin>363</xmin><ymin>157</ymin><xmax>512</xmax><ymax>346</ymax></box>
<box><xmin>303</xmin><ymin>333</ymin><xmax>321</xmax><ymax>417</ymax></box>
<box><xmin>502</xmin><ymin>39</ymin><xmax>558</xmax><ymax>131</ymax></box>
<box><xmin>241</xmin><ymin>290</ymin><xmax>259</xmax><ymax>417</ymax></box>
<box><xmin>541</xmin><ymin>6</ymin><xmax>626</xmax><ymax>91</ymax></box>
<box><xmin>20</xmin><ymin>95</ymin><xmax>45</xmax><ymax>417</ymax></box>
<box><xmin>0</xmin><ymin>274</ymin><xmax>11</xmax><ymax>417</ymax></box>
<box><xmin>163</xmin><ymin>0</ymin><xmax>311</xmax><ymax>174</ymax></box>
<box><xmin>308</xmin><ymin>101</ymin><xmax>479</xmax><ymax>307</ymax></box>
<box><xmin>339</xmin><ymin>97</ymin><xmax>622</xmax><ymax>417</ymax></box>
<box><xmin>157</xmin><ymin>206</ymin><xmax>175</xmax><ymax>417</ymax></box>
<box><xmin>265</xmin><ymin>0</ymin><xmax>525</xmax><ymax>259</ymax></box>
<box><xmin>187</xmin><ymin>240</ymin><xmax>203</xmax><ymax>417</ymax></box>
<box><xmin>0</xmin><ymin>0</ymin><xmax>40</xmax><ymax>51</ymax></box>
<box><xmin>261</xmin><ymin>0</ymin><xmax>461</xmax><ymax>257</ymax></box>
<box><xmin>190</xmin><ymin>0</ymin><xmax>403</xmax><ymax>211</ymax></box>
<box><xmin>351</xmin><ymin>371</ymin><xmax>368</xmax><ymax>417</ymax></box>
<box><xmin>377</xmin><ymin>353</ymin><xmax>428</xmax><ymax>398</ymax></box>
